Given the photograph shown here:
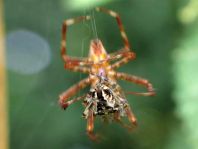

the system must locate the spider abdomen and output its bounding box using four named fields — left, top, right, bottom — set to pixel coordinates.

left=83, top=78, right=126, bottom=118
